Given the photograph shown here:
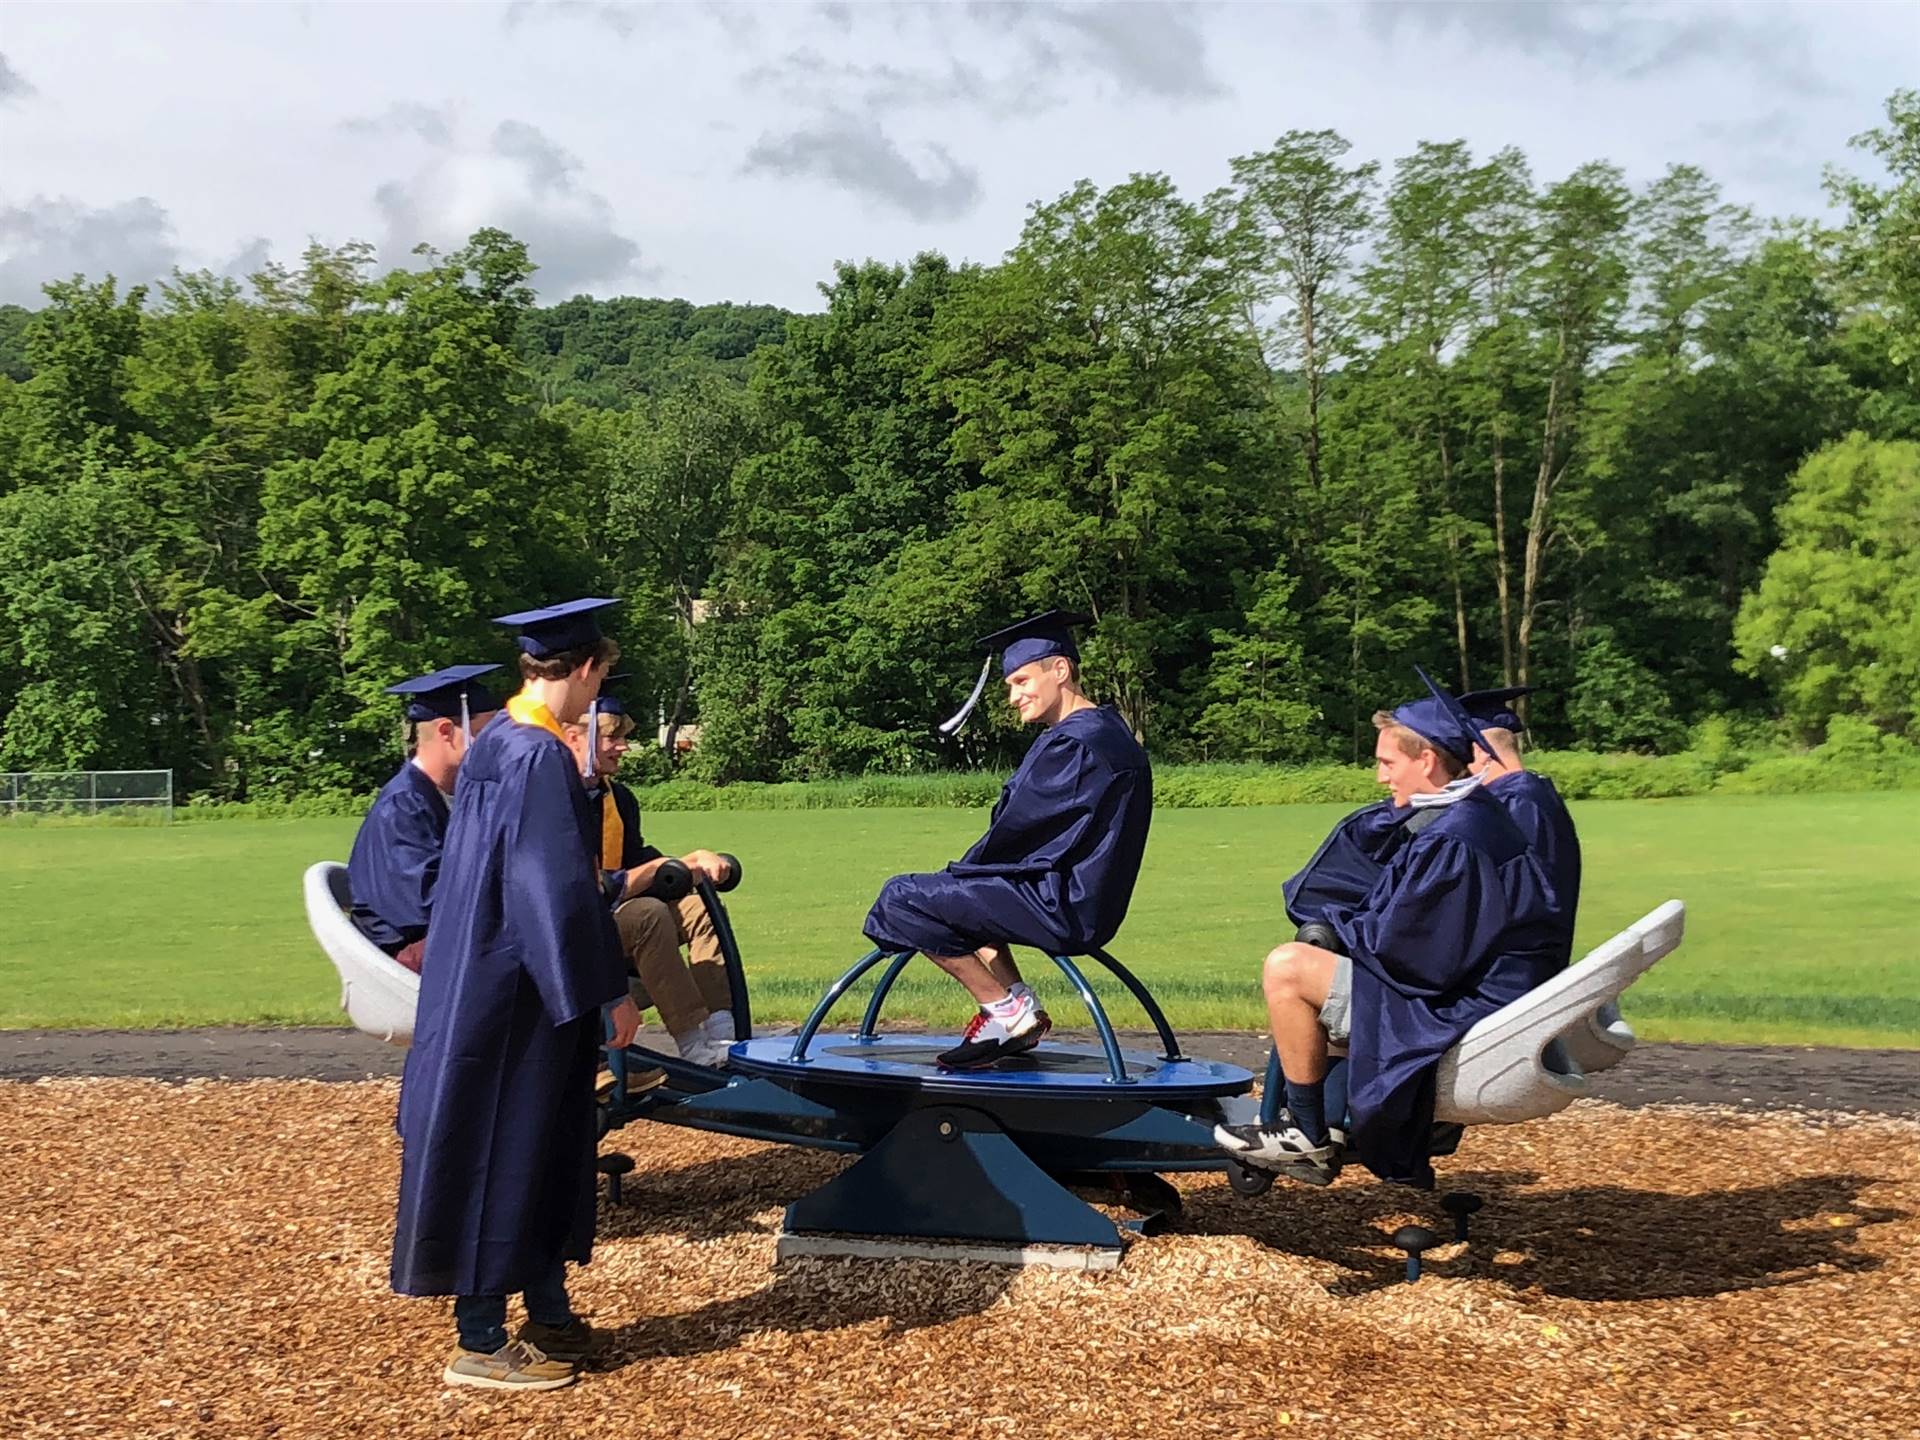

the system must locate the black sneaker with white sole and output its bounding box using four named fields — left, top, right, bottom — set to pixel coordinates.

left=936, top=997, right=1050, bottom=1069
left=1214, top=1112, right=1343, bottom=1186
